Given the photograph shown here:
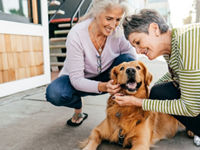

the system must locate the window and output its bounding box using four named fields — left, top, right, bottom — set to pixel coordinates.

left=0, top=0, right=41, bottom=24
left=148, top=0, right=168, bottom=3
